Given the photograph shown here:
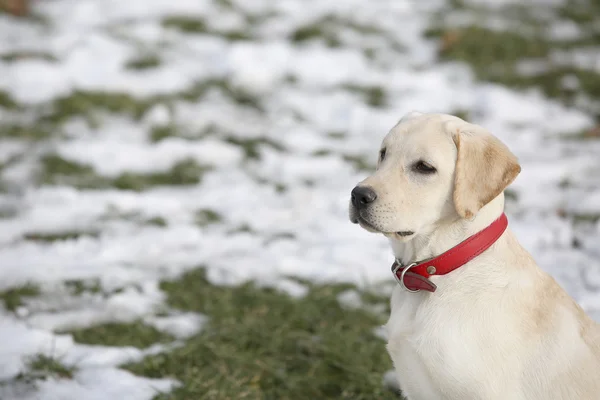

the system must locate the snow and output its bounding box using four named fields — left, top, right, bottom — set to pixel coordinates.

left=0, top=0, right=600, bottom=398
left=145, top=313, right=207, bottom=339
left=3, top=368, right=176, bottom=400
left=337, top=289, right=364, bottom=310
